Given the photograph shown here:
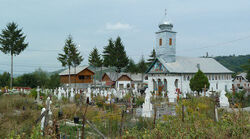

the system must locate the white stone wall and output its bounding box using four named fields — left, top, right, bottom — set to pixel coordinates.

left=116, top=81, right=131, bottom=90
left=148, top=73, right=233, bottom=94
